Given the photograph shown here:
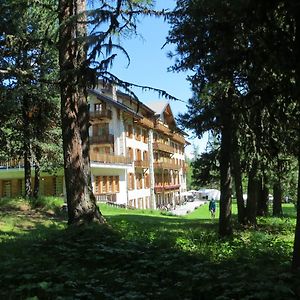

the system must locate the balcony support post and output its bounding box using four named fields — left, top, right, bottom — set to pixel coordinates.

left=148, top=129, right=156, bottom=209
